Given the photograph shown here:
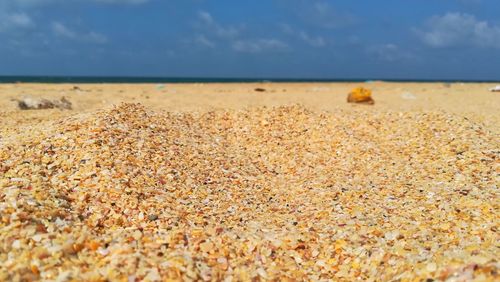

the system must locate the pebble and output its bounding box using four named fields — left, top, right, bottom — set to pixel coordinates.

left=12, top=240, right=21, bottom=249
left=426, top=262, right=437, bottom=272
